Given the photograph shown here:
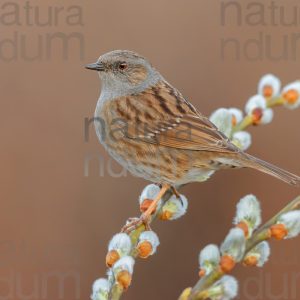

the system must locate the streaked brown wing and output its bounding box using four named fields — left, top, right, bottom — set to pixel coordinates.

left=113, top=80, right=239, bottom=153
left=126, top=114, right=238, bottom=153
